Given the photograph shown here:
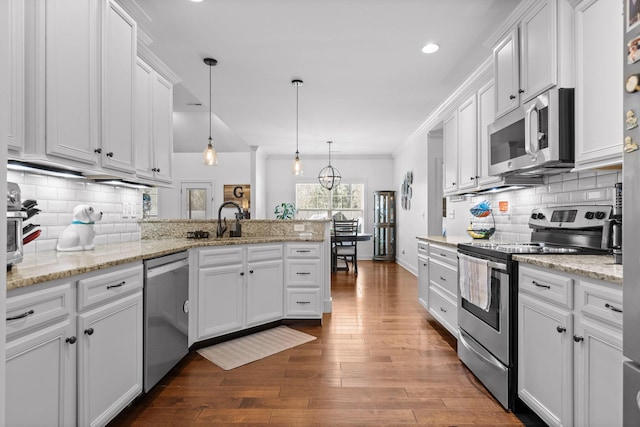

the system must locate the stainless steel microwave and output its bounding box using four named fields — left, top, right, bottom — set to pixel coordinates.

left=488, top=88, right=575, bottom=176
